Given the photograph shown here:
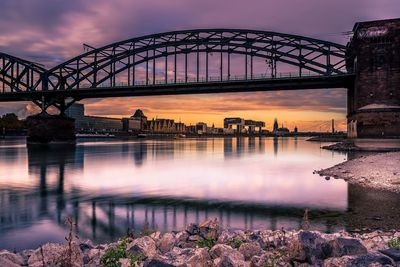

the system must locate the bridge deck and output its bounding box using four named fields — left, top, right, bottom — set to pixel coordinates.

left=0, top=73, right=354, bottom=102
